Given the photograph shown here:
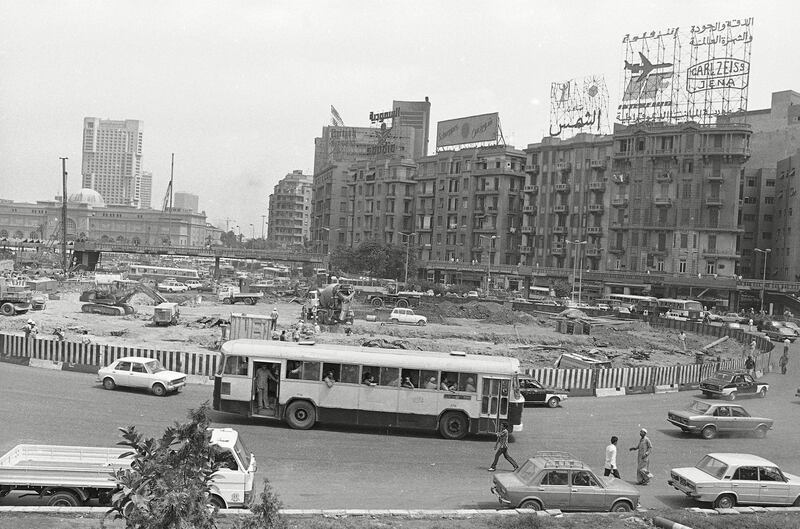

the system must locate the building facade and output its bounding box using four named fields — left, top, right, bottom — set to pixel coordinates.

left=173, top=192, right=199, bottom=213
left=773, top=151, right=800, bottom=281
left=139, top=171, right=153, bottom=209
left=267, top=170, right=313, bottom=247
left=81, top=118, right=144, bottom=207
left=0, top=189, right=209, bottom=247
